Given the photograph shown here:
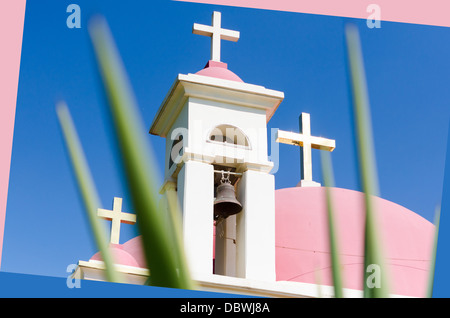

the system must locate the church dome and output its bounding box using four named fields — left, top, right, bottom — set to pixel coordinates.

left=195, top=60, right=243, bottom=82
left=275, top=187, right=435, bottom=297
left=89, top=186, right=434, bottom=297
left=89, top=236, right=147, bottom=268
